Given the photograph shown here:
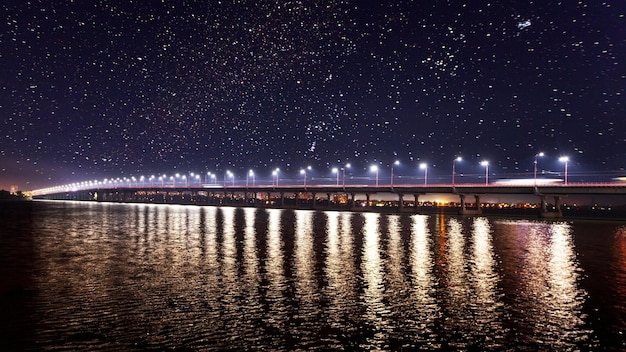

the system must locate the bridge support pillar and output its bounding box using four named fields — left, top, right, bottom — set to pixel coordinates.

left=312, top=192, right=317, bottom=209
left=350, top=193, right=356, bottom=210
left=539, top=195, right=563, bottom=218
left=366, top=193, right=371, bottom=208
left=327, top=193, right=332, bottom=208
left=459, top=194, right=482, bottom=215
left=459, top=194, right=466, bottom=212
left=280, top=192, right=285, bottom=207
left=414, top=194, right=420, bottom=213
left=398, top=193, right=404, bottom=212
left=475, top=195, right=483, bottom=214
